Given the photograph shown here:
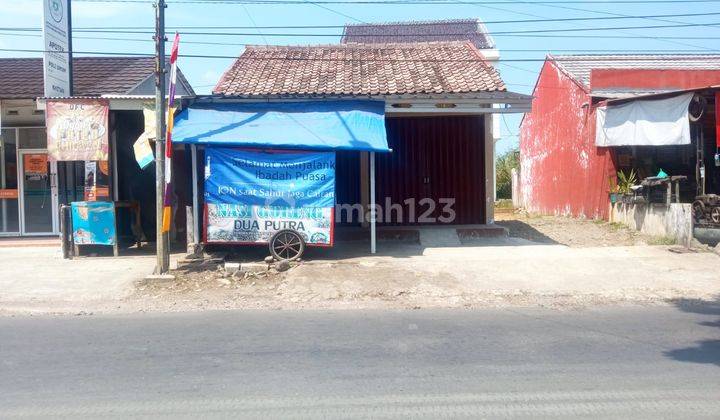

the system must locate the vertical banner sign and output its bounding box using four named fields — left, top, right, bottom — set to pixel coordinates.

left=46, top=99, right=109, bottom=161
left=42, top=0, right=71, bottom=97
left=204, top=148, right=335, bottom=245
left=162, top=33, right=180, bottom=234
left=84, top=161, right=97, bottom=201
